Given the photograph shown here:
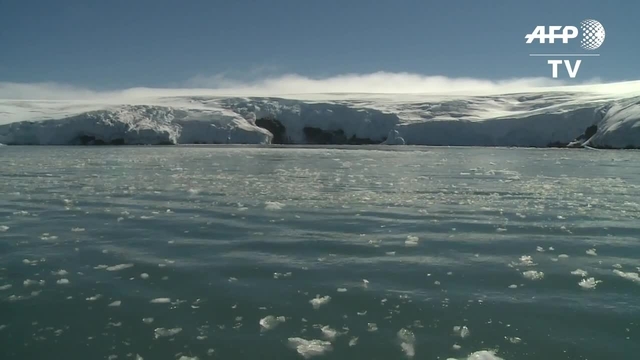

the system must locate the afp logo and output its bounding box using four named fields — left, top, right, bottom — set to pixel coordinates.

left=525, top=20, right=605, bottom=78
left=525, top=19, right=606, bottom=50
